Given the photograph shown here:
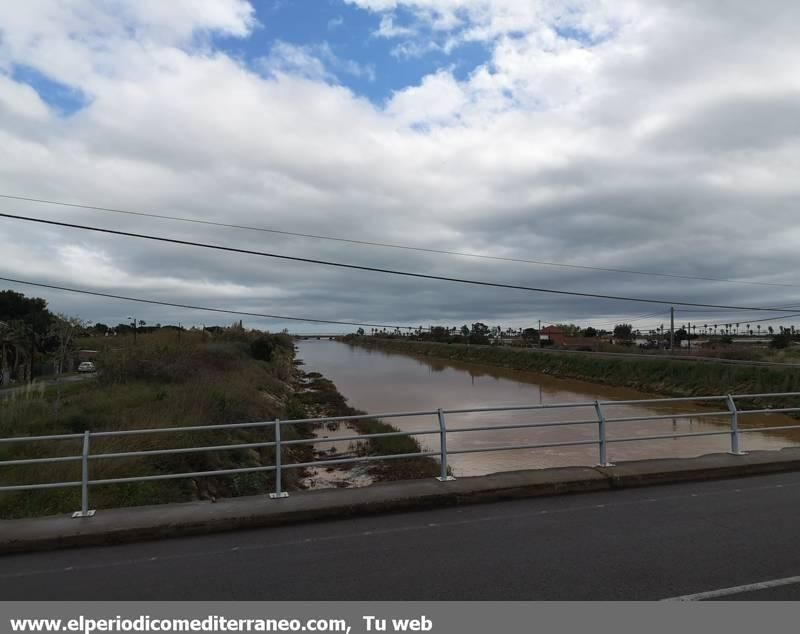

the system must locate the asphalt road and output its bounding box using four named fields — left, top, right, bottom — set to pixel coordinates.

left=3, top=472, right=800, bottom=600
